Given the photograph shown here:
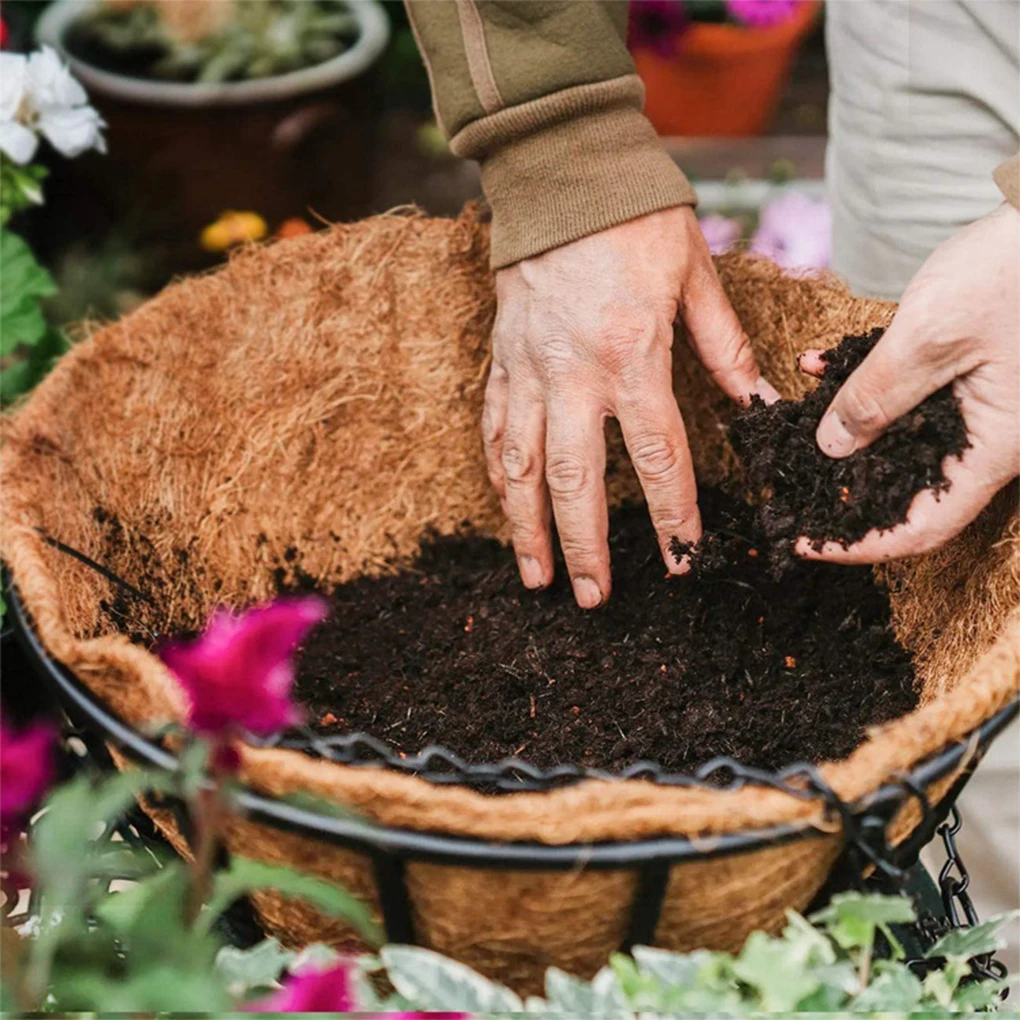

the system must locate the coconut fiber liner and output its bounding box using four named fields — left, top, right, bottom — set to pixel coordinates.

left=3, top=207, right=1018, bottom=993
